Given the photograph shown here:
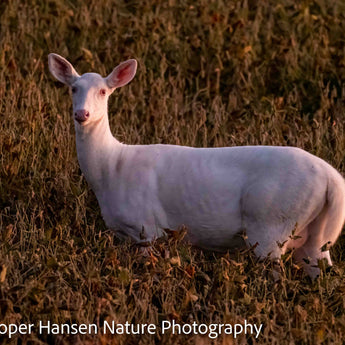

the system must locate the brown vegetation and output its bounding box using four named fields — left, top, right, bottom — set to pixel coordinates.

left=1, top=0, right=345, bottom=344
